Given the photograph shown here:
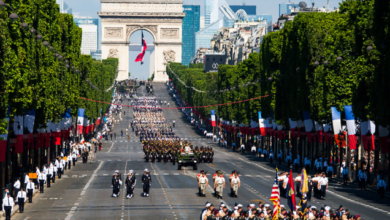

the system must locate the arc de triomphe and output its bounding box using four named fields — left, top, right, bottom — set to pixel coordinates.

left=98, top=0, right=185, bottom=81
